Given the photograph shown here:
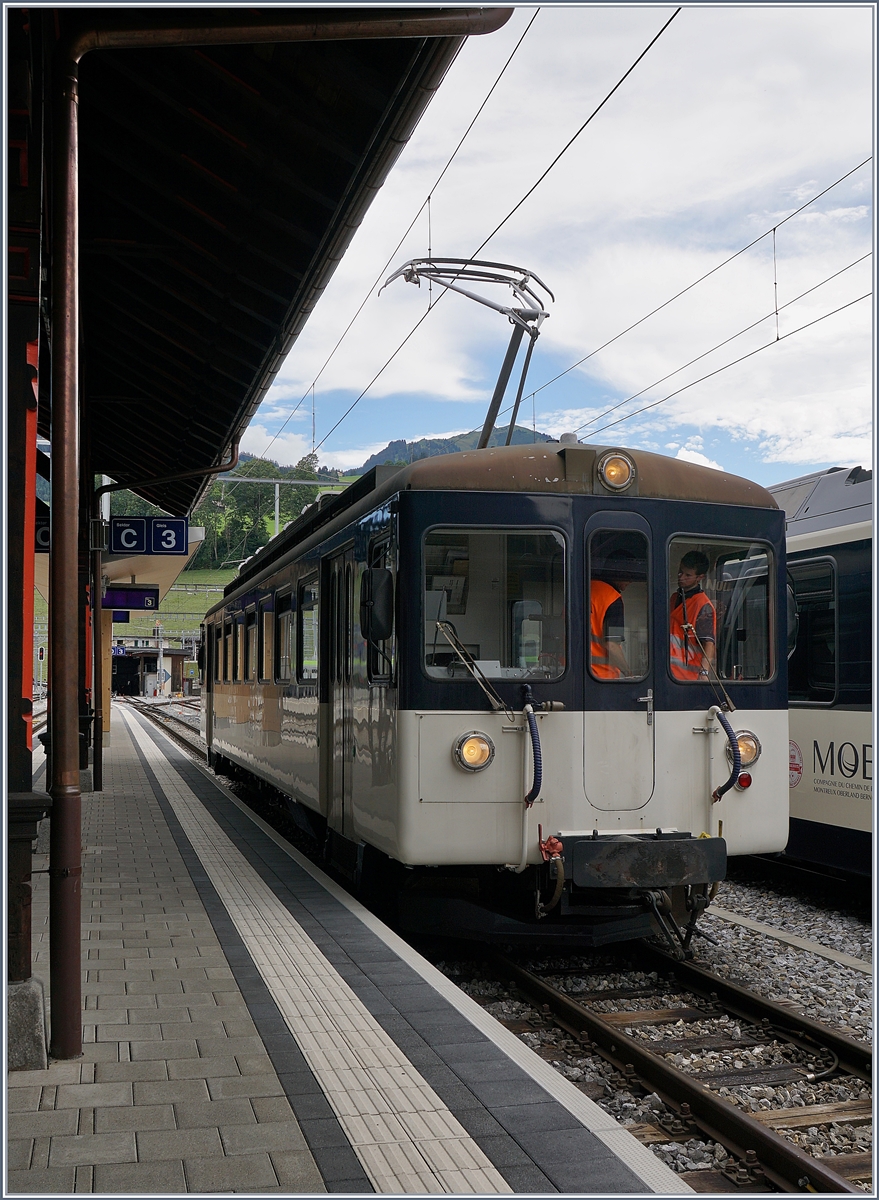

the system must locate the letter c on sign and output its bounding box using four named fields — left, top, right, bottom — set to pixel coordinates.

left=121, top=527, right=138, bottom=549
